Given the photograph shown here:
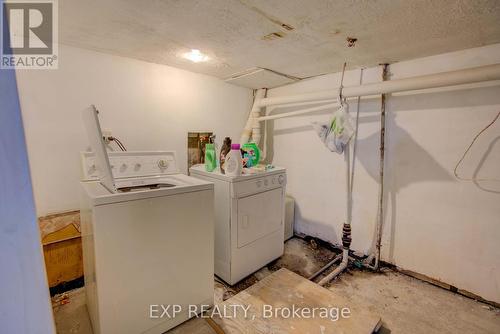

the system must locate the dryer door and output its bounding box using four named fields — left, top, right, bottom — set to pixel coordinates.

left=237, top=188, right=283, bottom=248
